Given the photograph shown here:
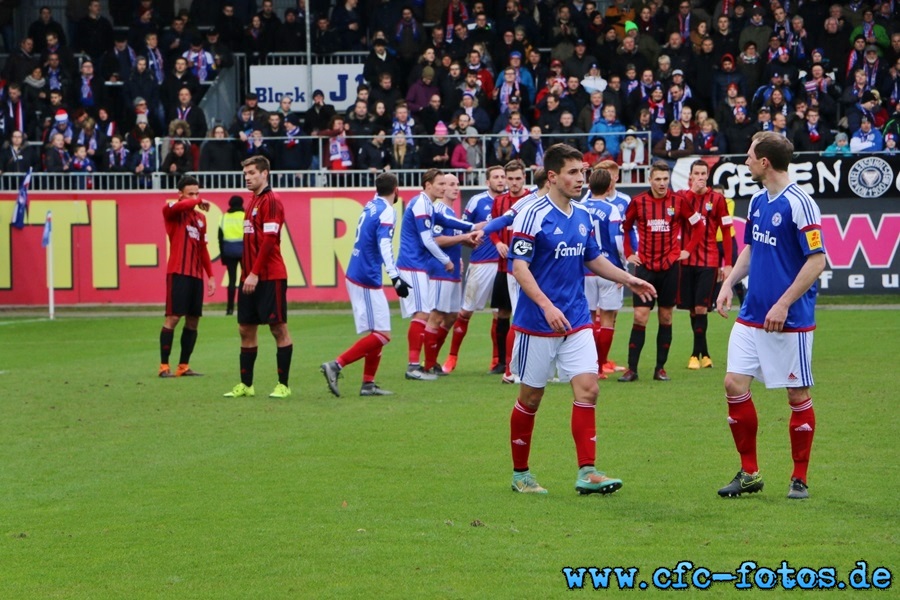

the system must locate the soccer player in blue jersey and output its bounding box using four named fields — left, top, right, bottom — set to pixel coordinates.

left=580, top=168, right=626, bottom=380
left=422, top=174, right=483, bottom=374
left=507, top=143, right=656, bottom=495
left=716, top=132, right=827, bottom=500
left=443, top=166, right=507, bottom=373
left=594, top=160, right=636, bottom=375
left=396, top=169, right=452, bottom=381
left=320, top=173, right=410, bottom=397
